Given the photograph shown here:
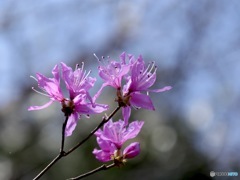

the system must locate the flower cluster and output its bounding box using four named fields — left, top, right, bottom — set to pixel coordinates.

left=95, top=52, right=171, bottom=124
left=28, top=62, right=108, bottom=136
left=92, top=52, right=171, bottom=163
left=29, top=52, right=171, bottom=176
left=93, top=119, right=144, bottom=164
